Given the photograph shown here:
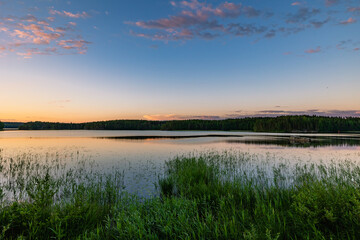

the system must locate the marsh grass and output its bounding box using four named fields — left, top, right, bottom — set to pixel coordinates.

left=1, top=150, right=360, bottom=239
